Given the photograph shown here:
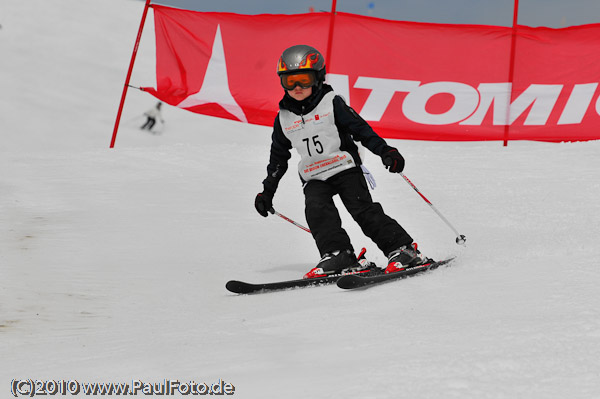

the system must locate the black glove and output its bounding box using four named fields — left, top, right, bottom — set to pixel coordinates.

left=254, top=191, right=274, bottom=217
left=381, top=148, right=405, bottom=173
